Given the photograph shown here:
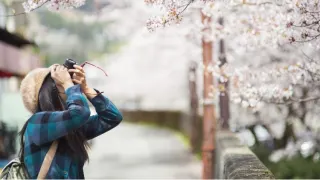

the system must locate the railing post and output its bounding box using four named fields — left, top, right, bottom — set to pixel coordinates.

left=201, top=11, right=217, bottom=179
